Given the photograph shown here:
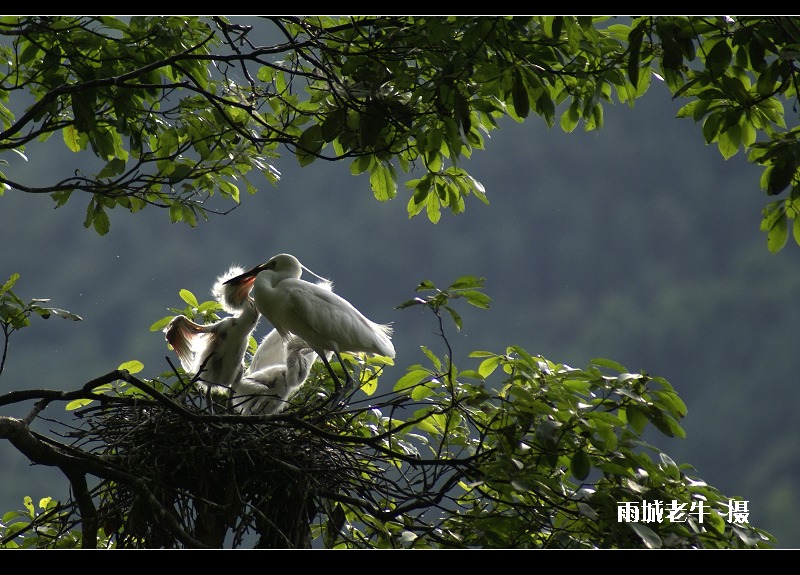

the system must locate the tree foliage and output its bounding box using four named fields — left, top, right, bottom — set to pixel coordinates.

left=0, top=277, right=774, bottom=548
left=1, top=17, right=798, bottom=246
left=0, top=16, right=793, bottom=548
